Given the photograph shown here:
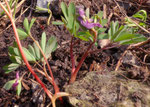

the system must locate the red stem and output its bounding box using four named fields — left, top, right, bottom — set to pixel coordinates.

left=30, top=36, right=59, bottom=93
left=70, top=36, right=75, bottom=73
left=69, top=30, right=97, bottom=83
left=69, top=42, right=94, bottom=83
left=0, top=1, right=52, bottom=99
